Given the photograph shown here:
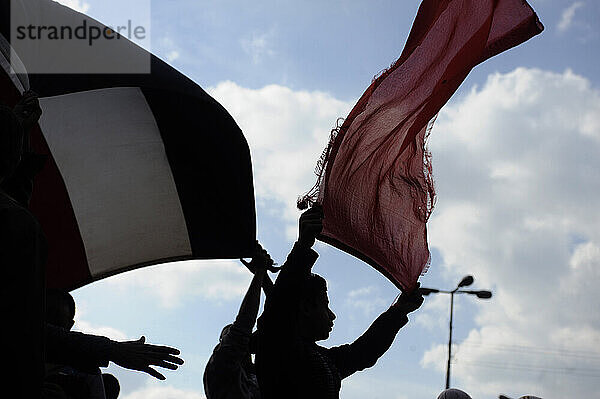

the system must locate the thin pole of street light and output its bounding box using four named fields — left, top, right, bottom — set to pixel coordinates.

left=420, top=275, right=492, bottom=390
left=446, top=291, right=454, bottom=389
